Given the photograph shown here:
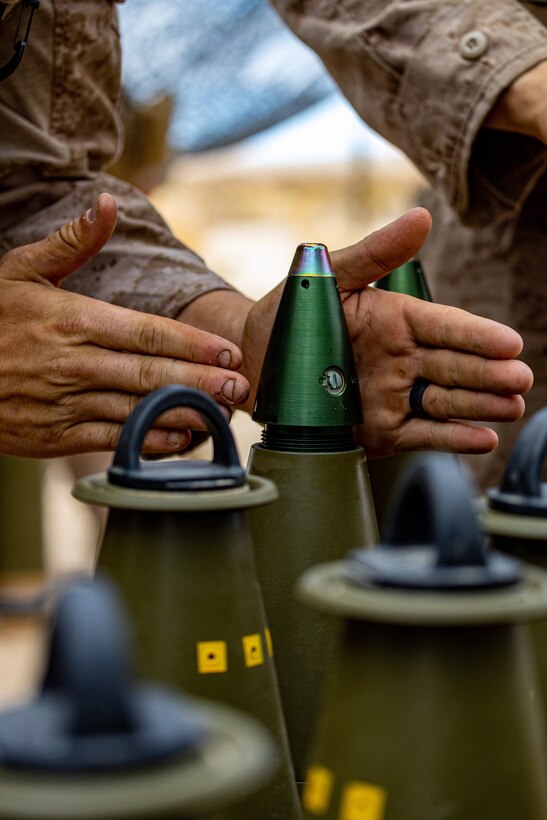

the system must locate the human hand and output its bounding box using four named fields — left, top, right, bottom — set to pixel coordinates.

left=0, top=193, right=250, bottom=457
left=484, top=59, right=547, bottom=144
left=242, top=208, right=533, bottom=456
left=331, top=208, right=533, bottom=456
